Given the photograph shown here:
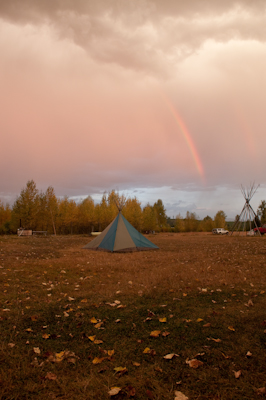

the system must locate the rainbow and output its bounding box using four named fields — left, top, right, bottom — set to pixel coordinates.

left=163, top=97, right=205, bottom=184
